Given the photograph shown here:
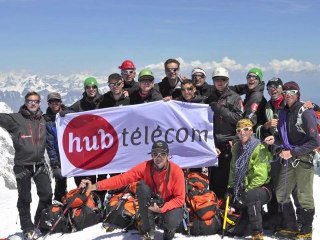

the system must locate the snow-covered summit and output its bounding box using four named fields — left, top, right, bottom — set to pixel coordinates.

left=0, top=71, right=109, bottom=112
left=0, top=102, right=16, bottom=189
